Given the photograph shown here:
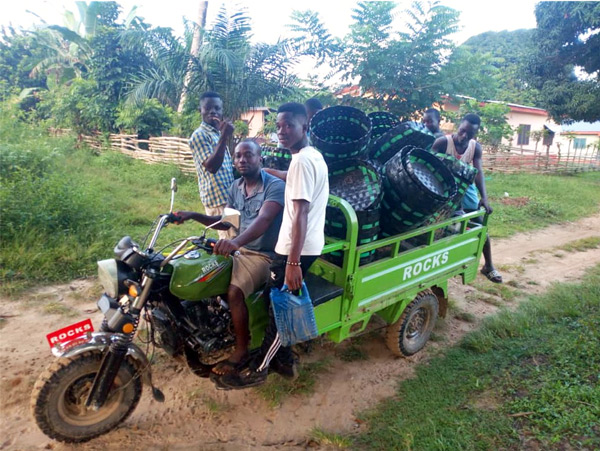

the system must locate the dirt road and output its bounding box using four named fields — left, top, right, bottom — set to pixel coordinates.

left=1, top=213, right=599, bottom=450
